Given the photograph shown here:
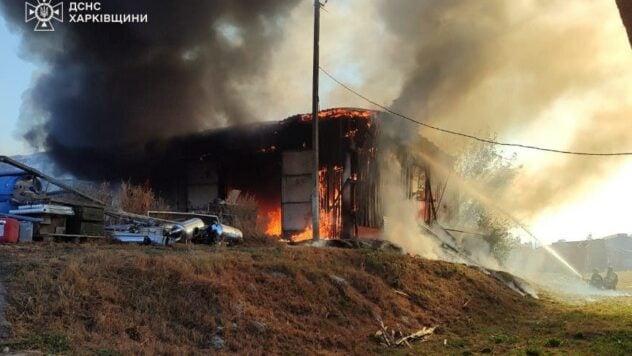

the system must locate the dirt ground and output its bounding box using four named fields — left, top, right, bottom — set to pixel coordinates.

left=0, top=242, right=628, bottom=355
